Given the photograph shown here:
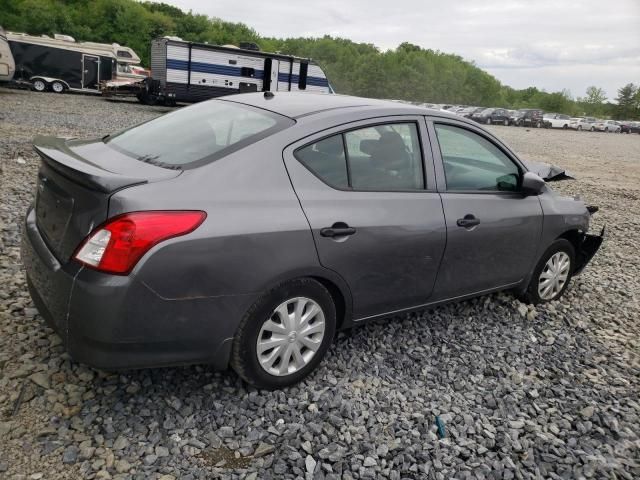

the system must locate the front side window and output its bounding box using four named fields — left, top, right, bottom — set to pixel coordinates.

left=434, top=124, right=520, bottom=192
left=107, top=100, right=293, bottom=168
left=294, top=122, right=424, bottom=191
